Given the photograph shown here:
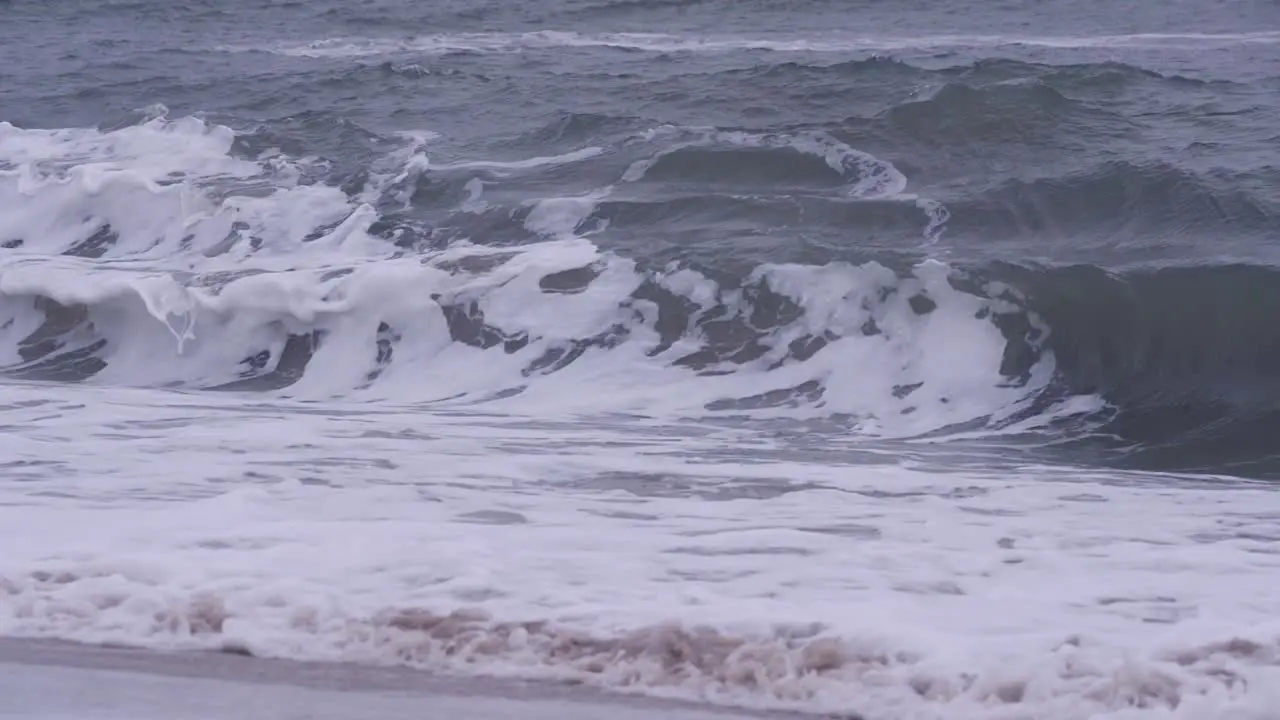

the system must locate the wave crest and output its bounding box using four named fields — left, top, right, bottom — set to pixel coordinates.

left=9, top=112, right=1280, bottom=473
